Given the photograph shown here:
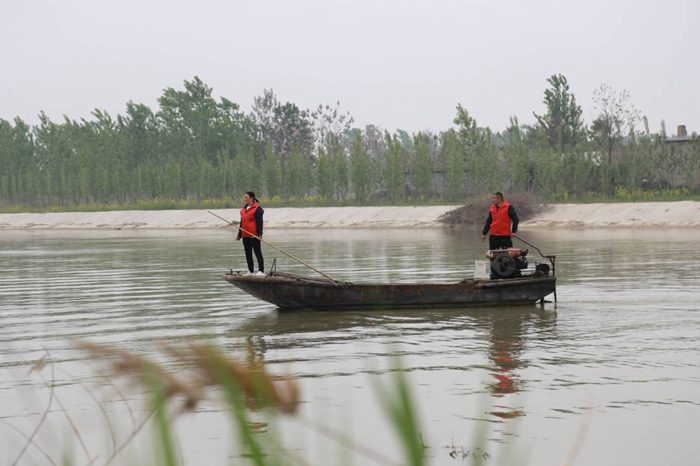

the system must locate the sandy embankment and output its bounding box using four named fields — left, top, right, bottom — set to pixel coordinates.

left=527, top=201, right=700, bottom=228
left=0, top=201, right=699, bottom=230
